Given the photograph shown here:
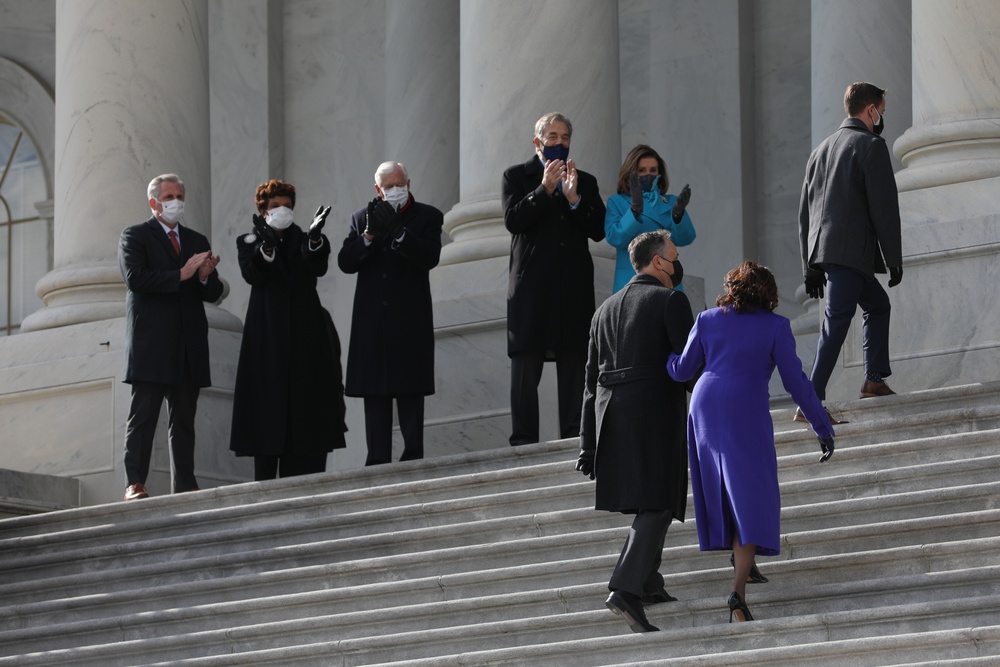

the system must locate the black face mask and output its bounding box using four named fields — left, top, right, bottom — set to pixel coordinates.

left=872, top=110, right=885, bottom=136
left=670, top=259, right=684, bottom=287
